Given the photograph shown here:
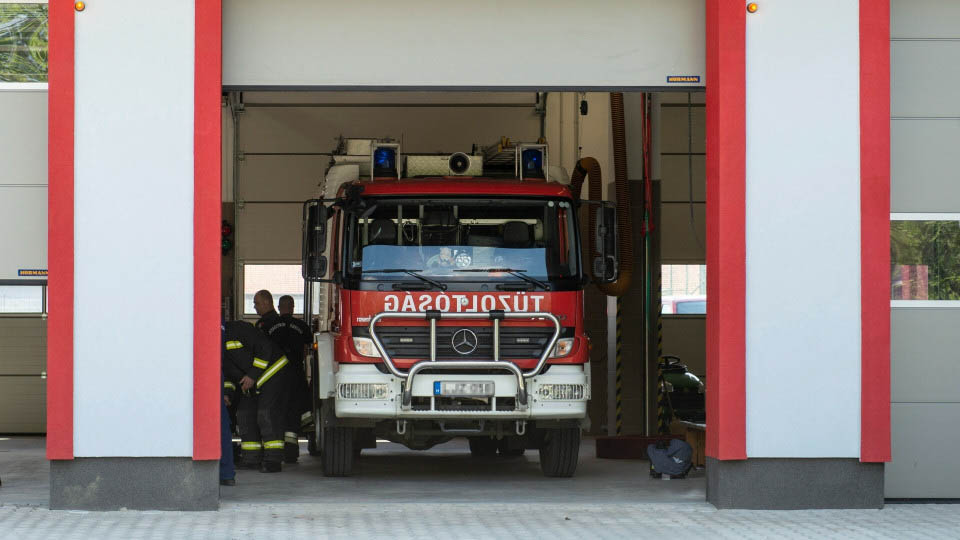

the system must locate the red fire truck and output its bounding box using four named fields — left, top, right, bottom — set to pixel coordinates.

left=302, top=140, right=618, bottom=477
